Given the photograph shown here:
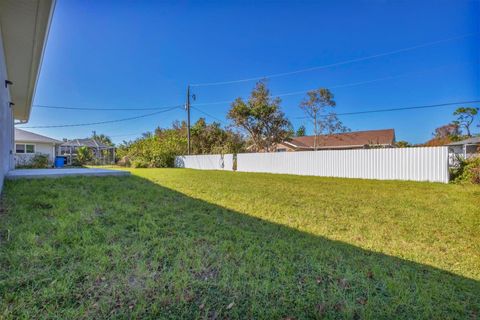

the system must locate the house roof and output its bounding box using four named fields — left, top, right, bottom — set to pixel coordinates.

left=285, top=129, right=396, bottom=149
left=60, top=138, right=113, bottom=149
left=15, top=128, right=61, bottom=144
left=0, top=0, right=56, bottom=121
left=447, top=136, right=480, bottom=146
